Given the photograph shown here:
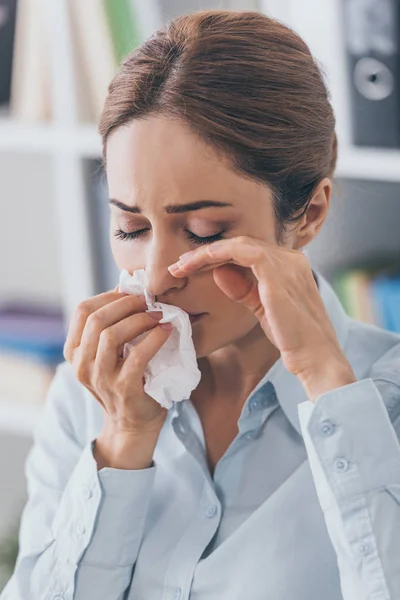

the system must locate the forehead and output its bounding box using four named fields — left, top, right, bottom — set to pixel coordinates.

left=106, top=115, right=272, bottom=213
